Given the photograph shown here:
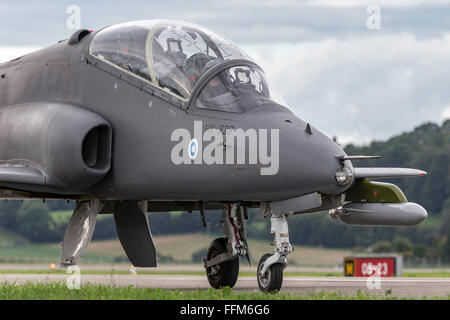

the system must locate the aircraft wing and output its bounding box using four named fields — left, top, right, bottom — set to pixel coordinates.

left=354, top=167, right=427, bottom=180
left=0, top=163, right=66, bottom=199
left=0, top=164, right=48, bottom=186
